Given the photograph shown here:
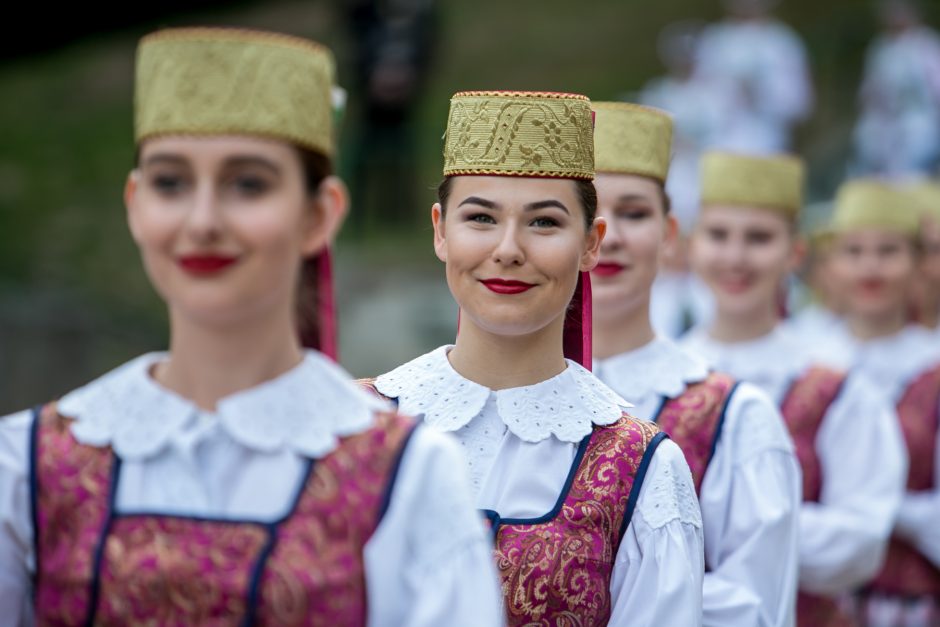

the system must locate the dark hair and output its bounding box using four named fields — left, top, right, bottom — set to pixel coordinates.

left=294, top=147, right=333, bottom=352
left=436, top=176, right=598, bottom=229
